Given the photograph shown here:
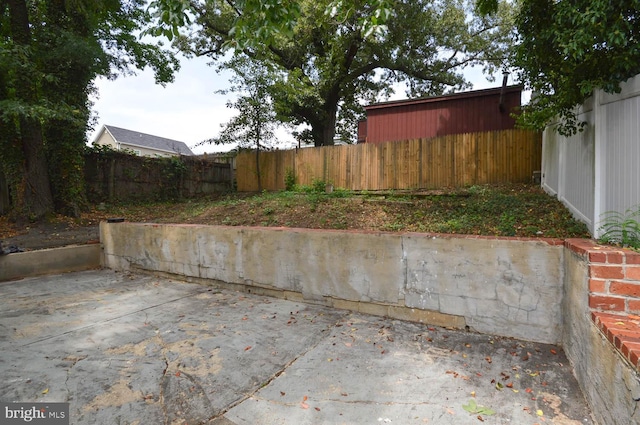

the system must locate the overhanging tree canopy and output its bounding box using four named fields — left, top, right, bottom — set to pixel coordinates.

left=0, top=0, right=178, bottom=219
left=480, top=0, right=640, bottom=135
left=153, top=0, right=515, bottom=146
